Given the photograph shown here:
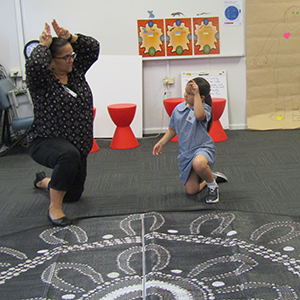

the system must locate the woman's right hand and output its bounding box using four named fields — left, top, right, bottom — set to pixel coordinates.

left=51, top=19, right=70, bottom=40
left=39, top=22, right=52, bottom=47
